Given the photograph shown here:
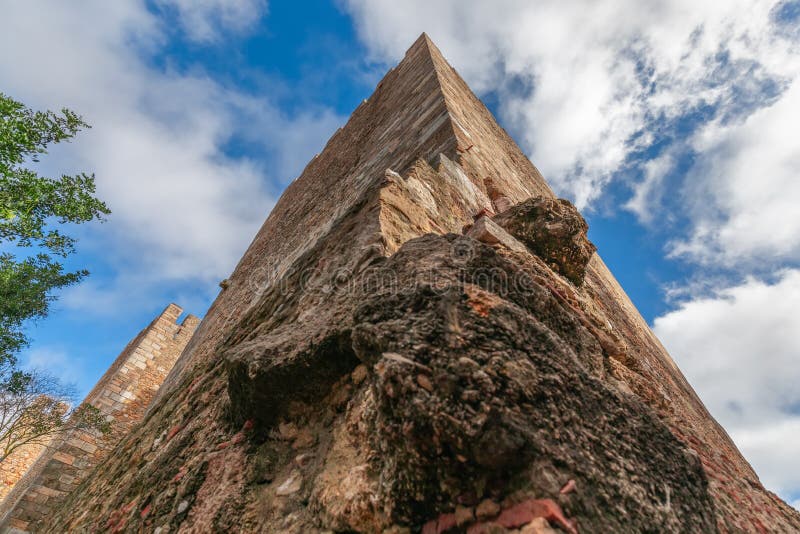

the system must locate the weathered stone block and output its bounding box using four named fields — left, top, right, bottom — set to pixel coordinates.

left=466, top=215, right=528, bottom=254
left=493, top=197, right=597, bottom=286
